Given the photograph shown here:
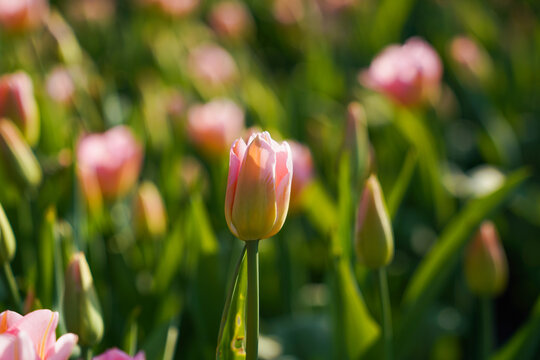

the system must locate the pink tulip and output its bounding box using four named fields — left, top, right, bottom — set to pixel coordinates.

left=0, top=309, right=78, bottom=360
left=288, top=141, right=314, bottom=210
left=77, top=126, right=143, bottom=202
left=209, top=1, right=252, bottom=39
left=225, top=131, right=293, bottom=241
left=0, top=0, right=48, bottom=31
left=188, top=44, right=238, bottom=86
left=187, top=99, right=244, bottom=157
left=449, top=36, right=492, bottom=85
left=94, top=348, right=145, bottom=360
left=46, top=67, right=75, bottom=105
left=360, top=37, right=442, bottom=106
left=158, top=0, right=199, bottom=17
left=0, top=71, right=40, bottom=146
